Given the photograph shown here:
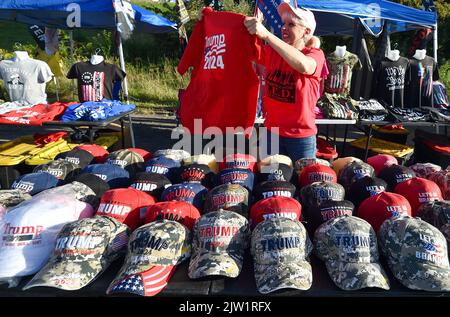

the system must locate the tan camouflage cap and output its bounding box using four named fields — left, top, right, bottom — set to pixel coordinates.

left=314, top=215, right=390, bottom=291
left=23, top=215, right=130, bottom=291
left=203, top=184, right=249, bottom=216
left=107, top=220, right=191, bottom=296
left=188, top=210, right=249, bottom=279
left=379, top=216, right=450, bottom=292
left=251, top=217, right=313, bottom=294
